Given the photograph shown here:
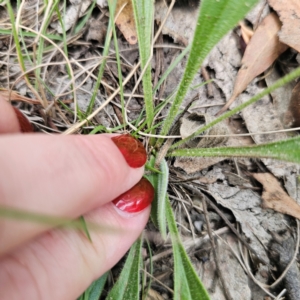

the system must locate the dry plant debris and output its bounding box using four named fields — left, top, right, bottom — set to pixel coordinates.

left=270, top=232, right=300, bottom=300
left=115, top=0, right=137, bottom=45
left=283, top=81, right=300, bottom=128
left=268, top=0, right=300, bottom=53
left=217, top=12, right=288, bottom=115
left=52, top=0, right=93, bottom=33
left=253, top=172, right=300, bottom=219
